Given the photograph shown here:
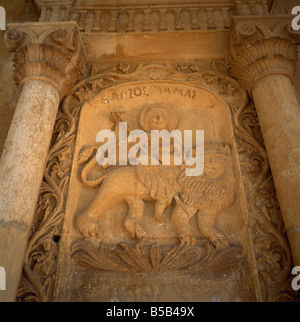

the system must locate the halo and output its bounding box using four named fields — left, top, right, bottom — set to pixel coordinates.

left=139, top=105, right=179, bottom=132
